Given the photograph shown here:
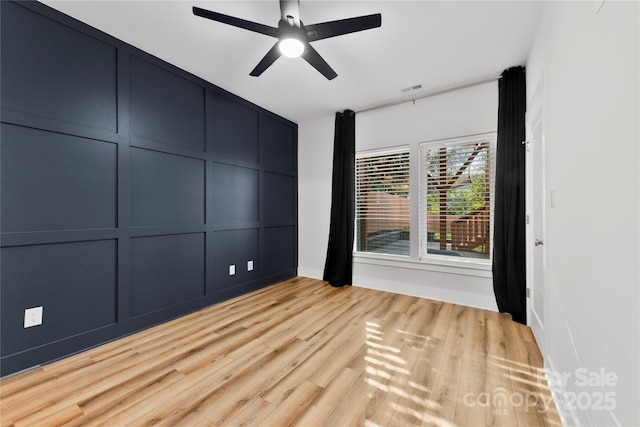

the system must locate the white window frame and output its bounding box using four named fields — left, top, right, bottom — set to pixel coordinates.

left=354, top=145, right=411, bottom=258
left=353, top=133, right=496, bottom=278
left=418, top=133, right=497, bottom=267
